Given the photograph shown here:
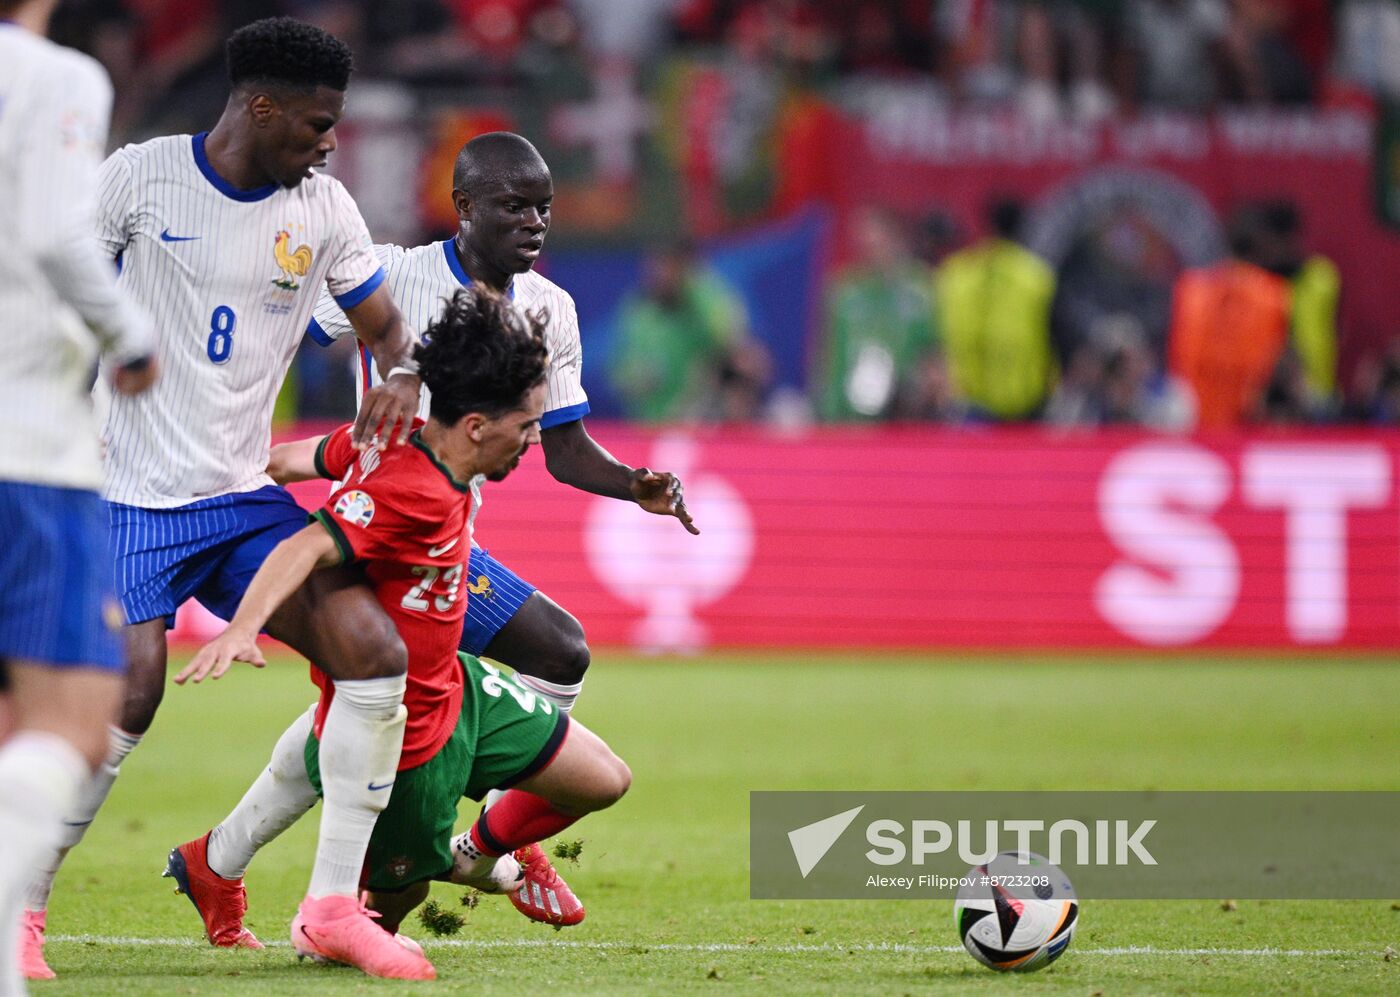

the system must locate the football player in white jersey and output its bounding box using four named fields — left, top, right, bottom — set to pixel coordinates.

left=313, top=133, right=697, bottom=703
left=169, top=132, right=699, bottom=939
left=0, top=1, right=157, bottom=991
left=22, top=18, right=435, bottom=983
